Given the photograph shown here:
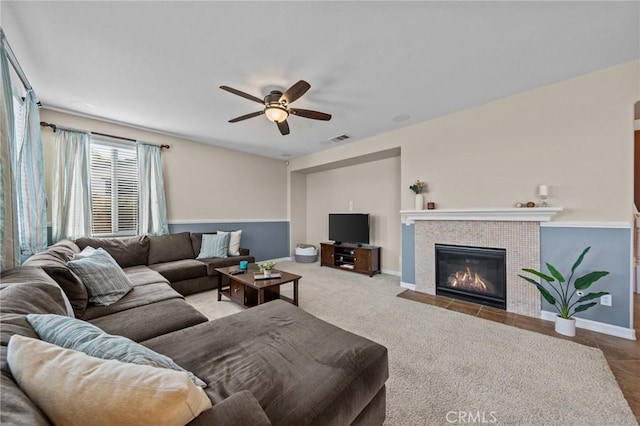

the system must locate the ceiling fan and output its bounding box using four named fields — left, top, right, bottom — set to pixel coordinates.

left=220, top=80, right=331, bottom=135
